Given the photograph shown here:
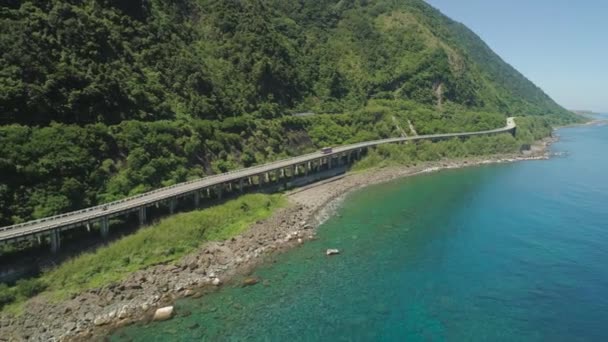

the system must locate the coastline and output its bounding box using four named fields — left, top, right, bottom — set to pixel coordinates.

left=0, top=137, right=556, bottom=341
